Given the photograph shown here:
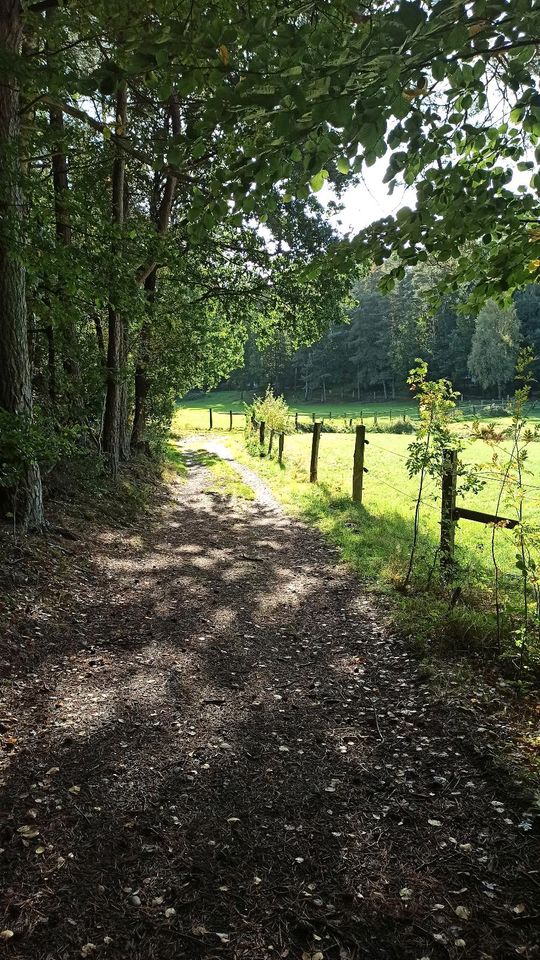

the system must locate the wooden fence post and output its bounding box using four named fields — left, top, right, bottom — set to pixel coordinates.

left=259, top=420, right=266, bottom=451
left=268, top=429, right=274, bottom=454
left=352, top=425, right=367, bottom=504
left=209, top=407, right=213, bottom=430
left=295, top=411, right=299, bottom=431
left=440, top=448, right=458, bottom=570
left=278, top=432, right=284, bottom=464
left=229, top=410, right=233, bottom=431
left=310, top=422, right=322, bottom=483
